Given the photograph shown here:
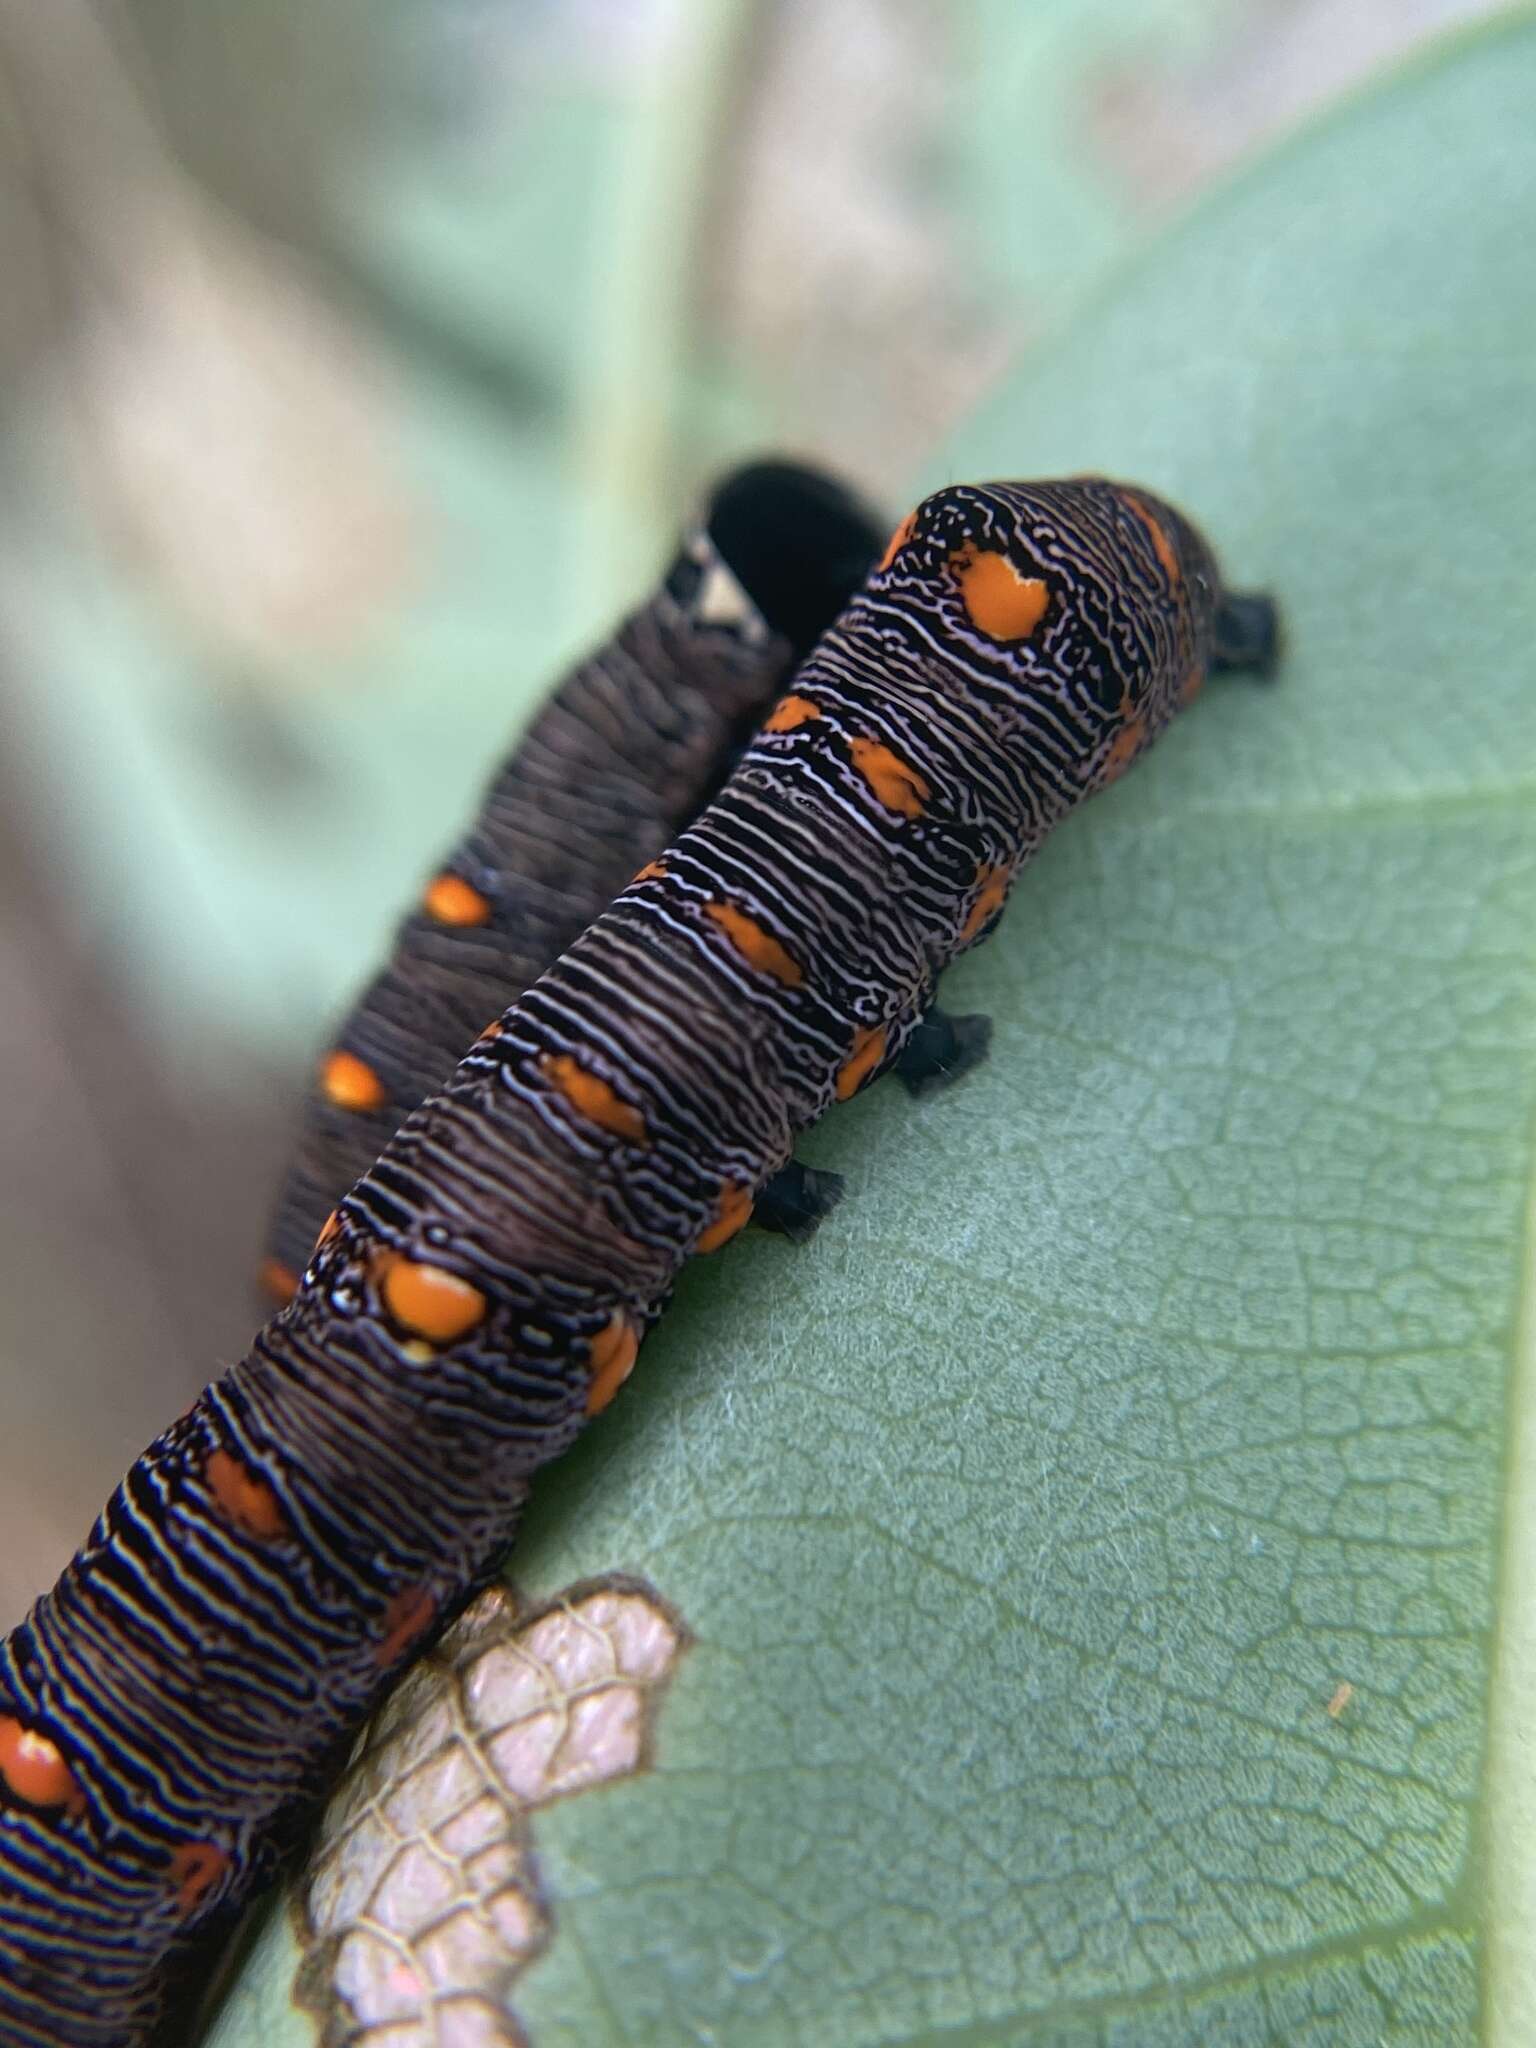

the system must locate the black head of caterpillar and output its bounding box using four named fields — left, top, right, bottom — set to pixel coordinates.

left=873, top=477, right=1275, bottom=805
